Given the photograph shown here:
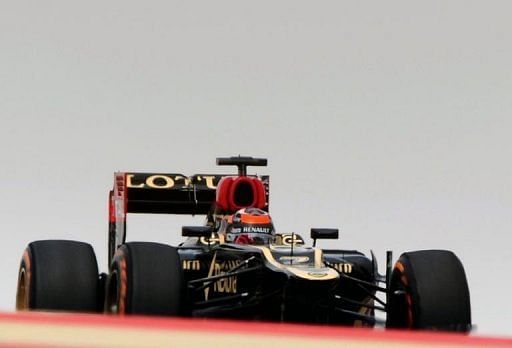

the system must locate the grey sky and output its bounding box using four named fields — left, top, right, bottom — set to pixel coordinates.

left=1, top=1, right=511, bottom=336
